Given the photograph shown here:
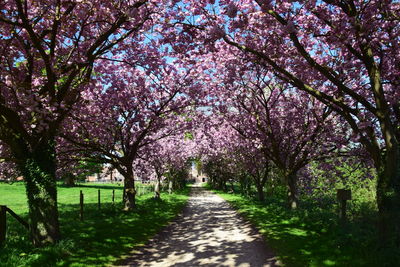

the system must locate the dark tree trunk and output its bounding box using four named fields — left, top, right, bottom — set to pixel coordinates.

left=376, top=144, right=400, bottom=246
left=123, top=166, right=136, bottom=211
left=252, top=175, right=265, bottom=201
left=286, top=172, right=298, bottom=209
left=253, top=167, right=268, bottom=202
left=223, top=179, right=228, bottom=192
left=19, top=140, right=61, bottom=246
left=267, top=179, right=275, bottom=197
left=209, top=177, right=214, bottom=188
left=63, top=172, right=75, bottom=186
left=240, top=176, right=252, bottom=197
left=246, top=181, right=251, bottom=197
left=256, top=183, right=265, bottom=201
